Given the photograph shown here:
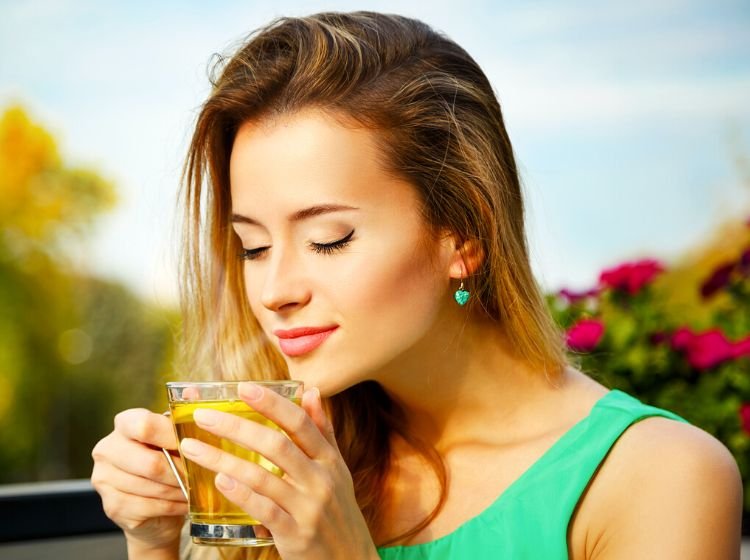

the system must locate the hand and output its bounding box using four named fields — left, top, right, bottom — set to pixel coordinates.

left=179, top=383, right=379, bottom=560
left=91, top=409, right=188, bottom=556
